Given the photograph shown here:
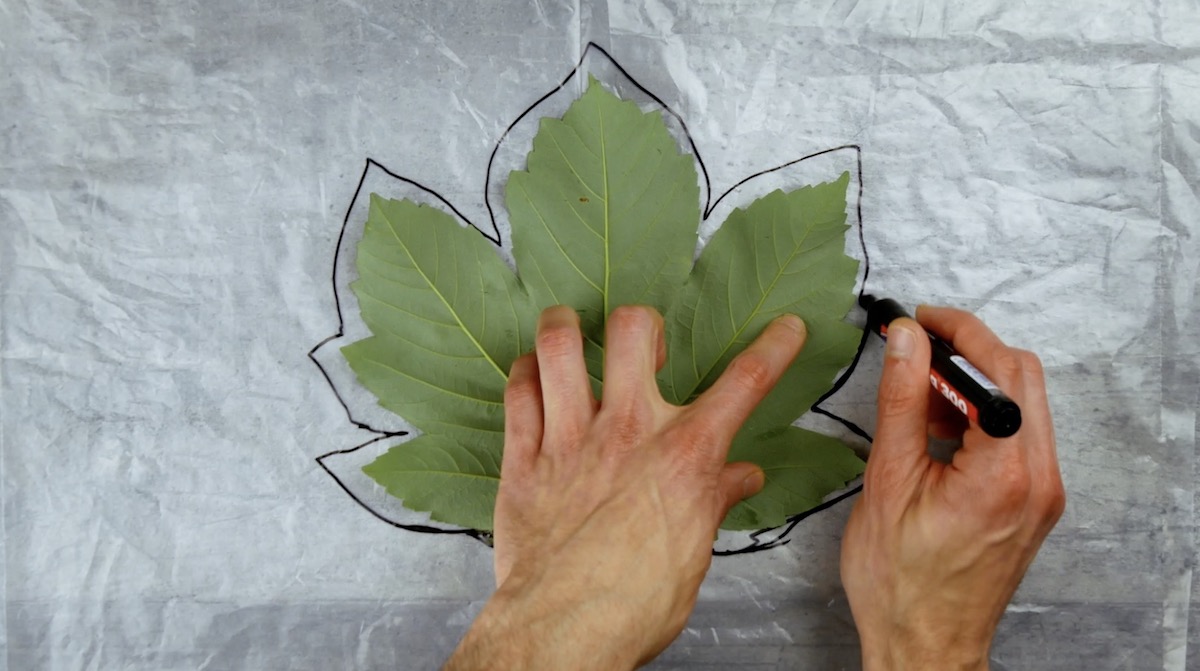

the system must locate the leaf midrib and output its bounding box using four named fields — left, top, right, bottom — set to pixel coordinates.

left=375, top=202, right=509, bottom=382
left=598, top=93, right=611, bottom=320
